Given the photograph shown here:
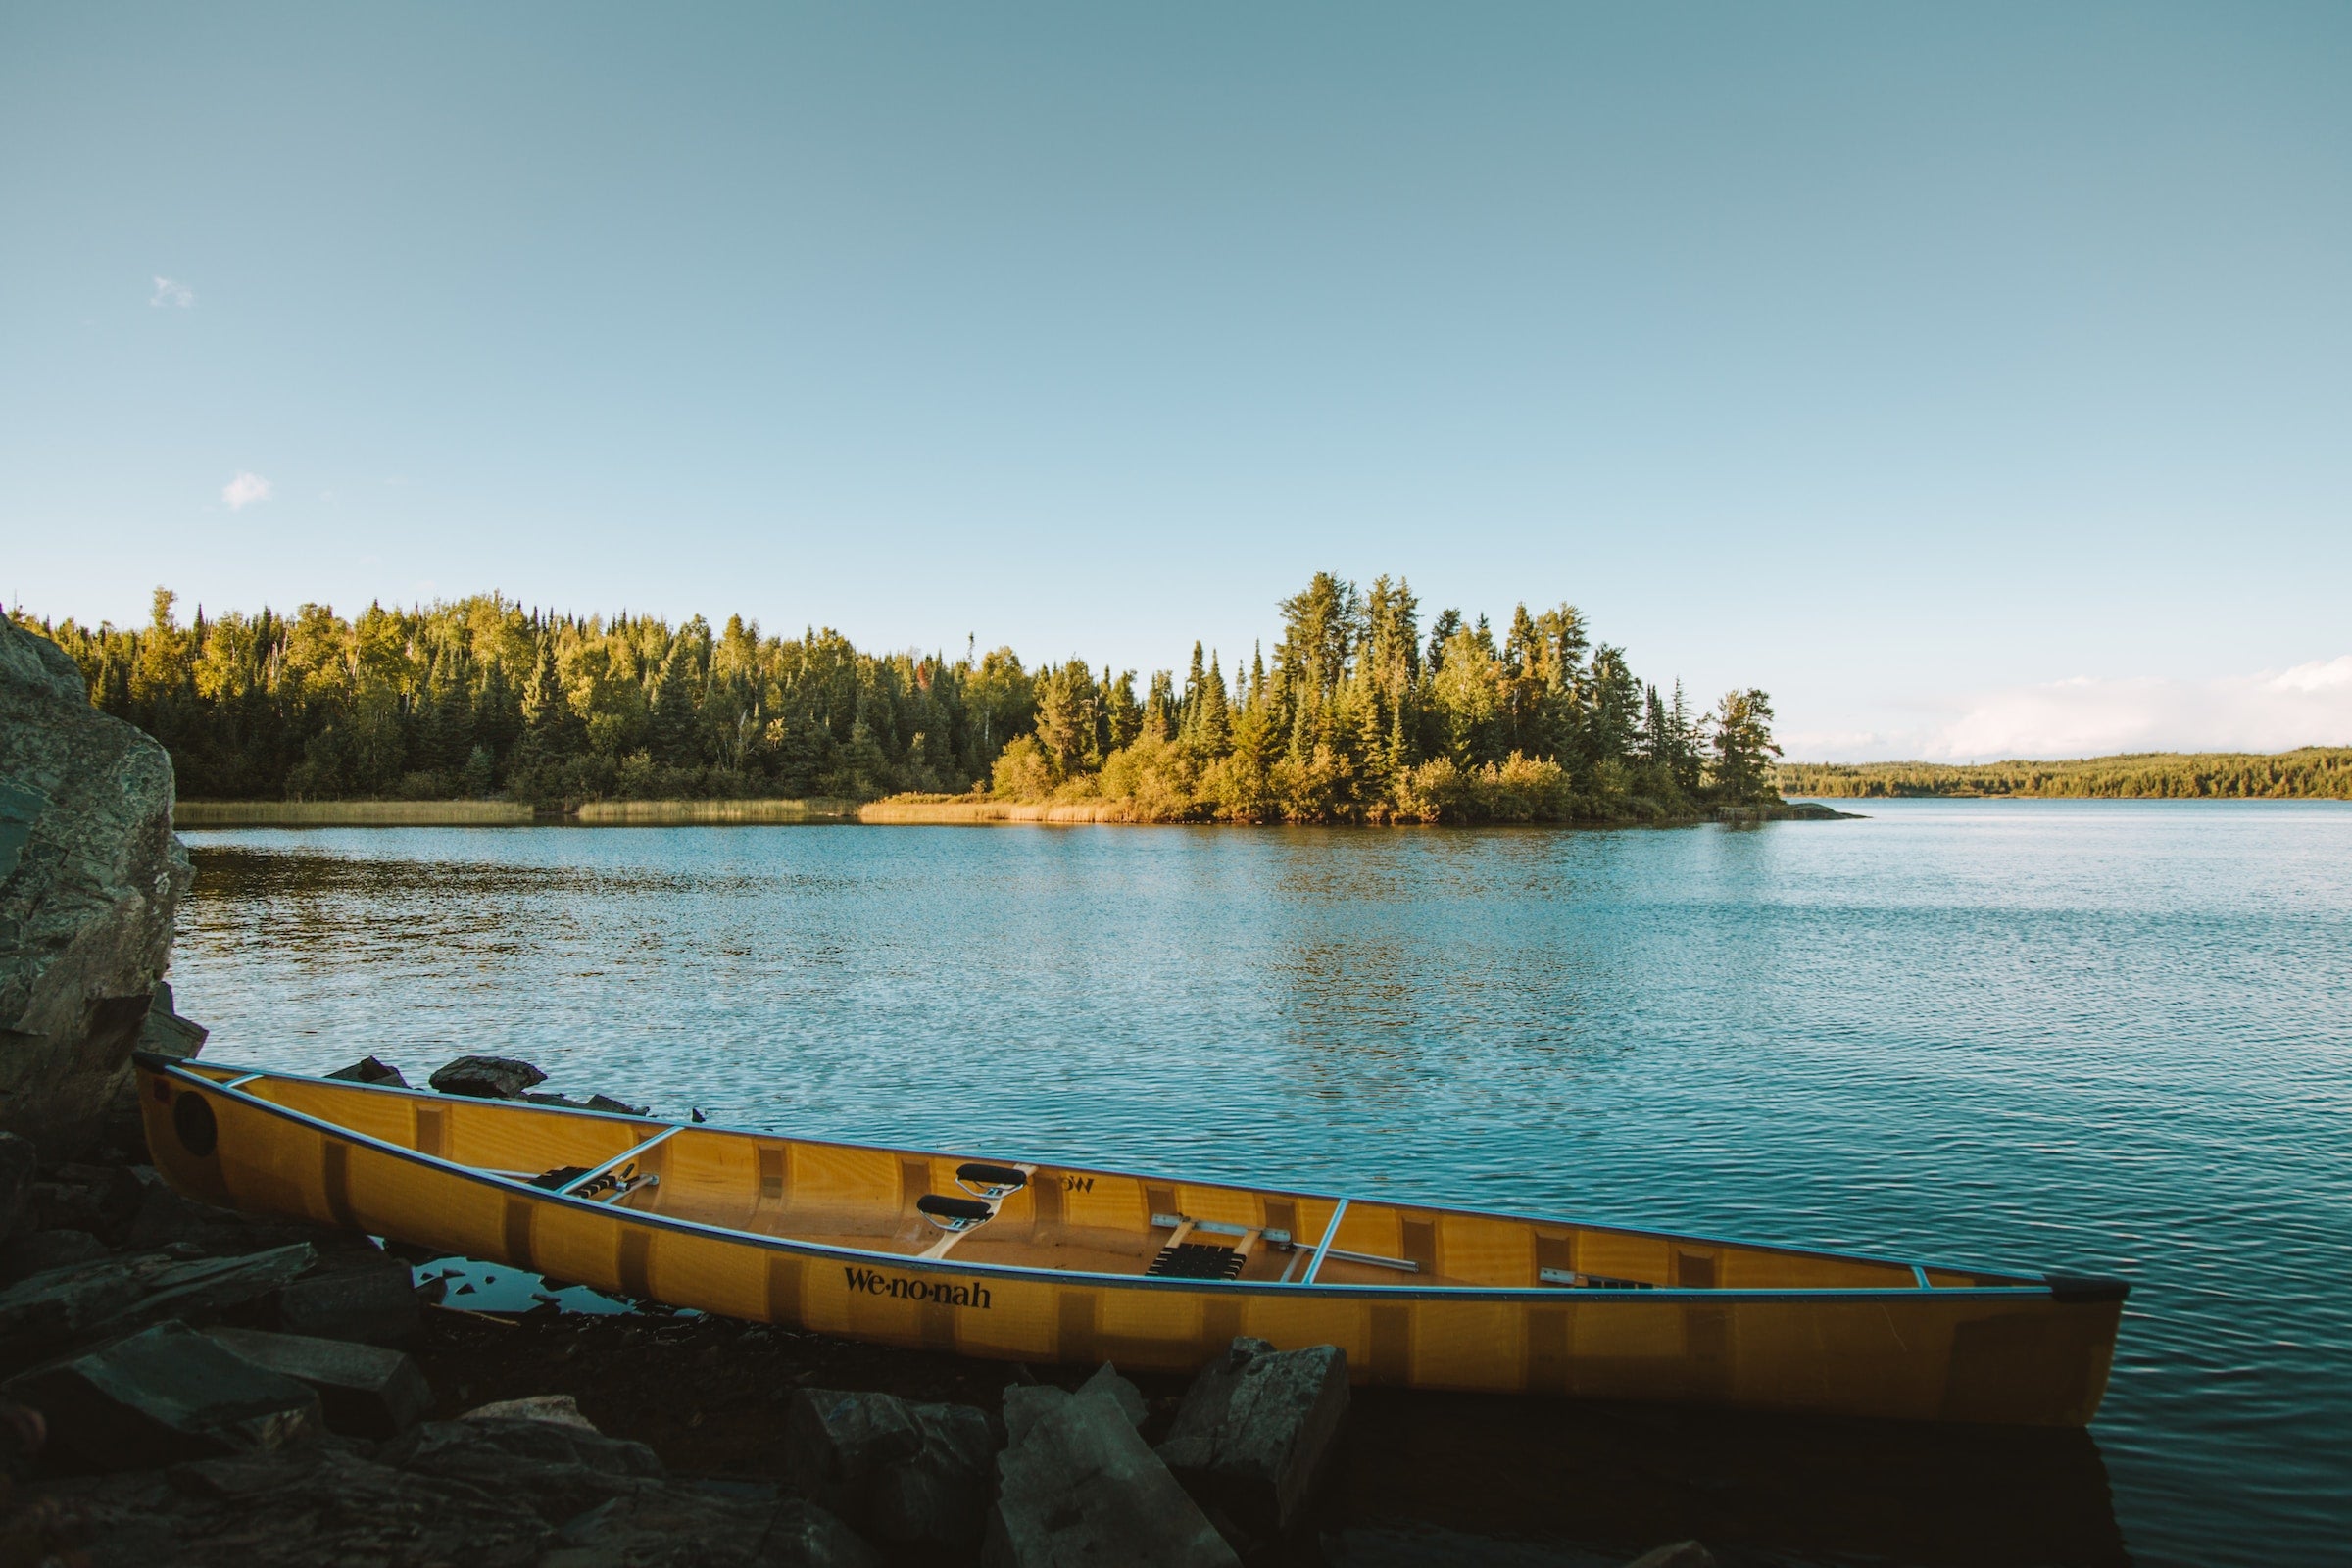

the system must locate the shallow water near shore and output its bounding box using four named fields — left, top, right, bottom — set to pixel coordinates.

left=172, top=802, right=2352, bottom=1566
